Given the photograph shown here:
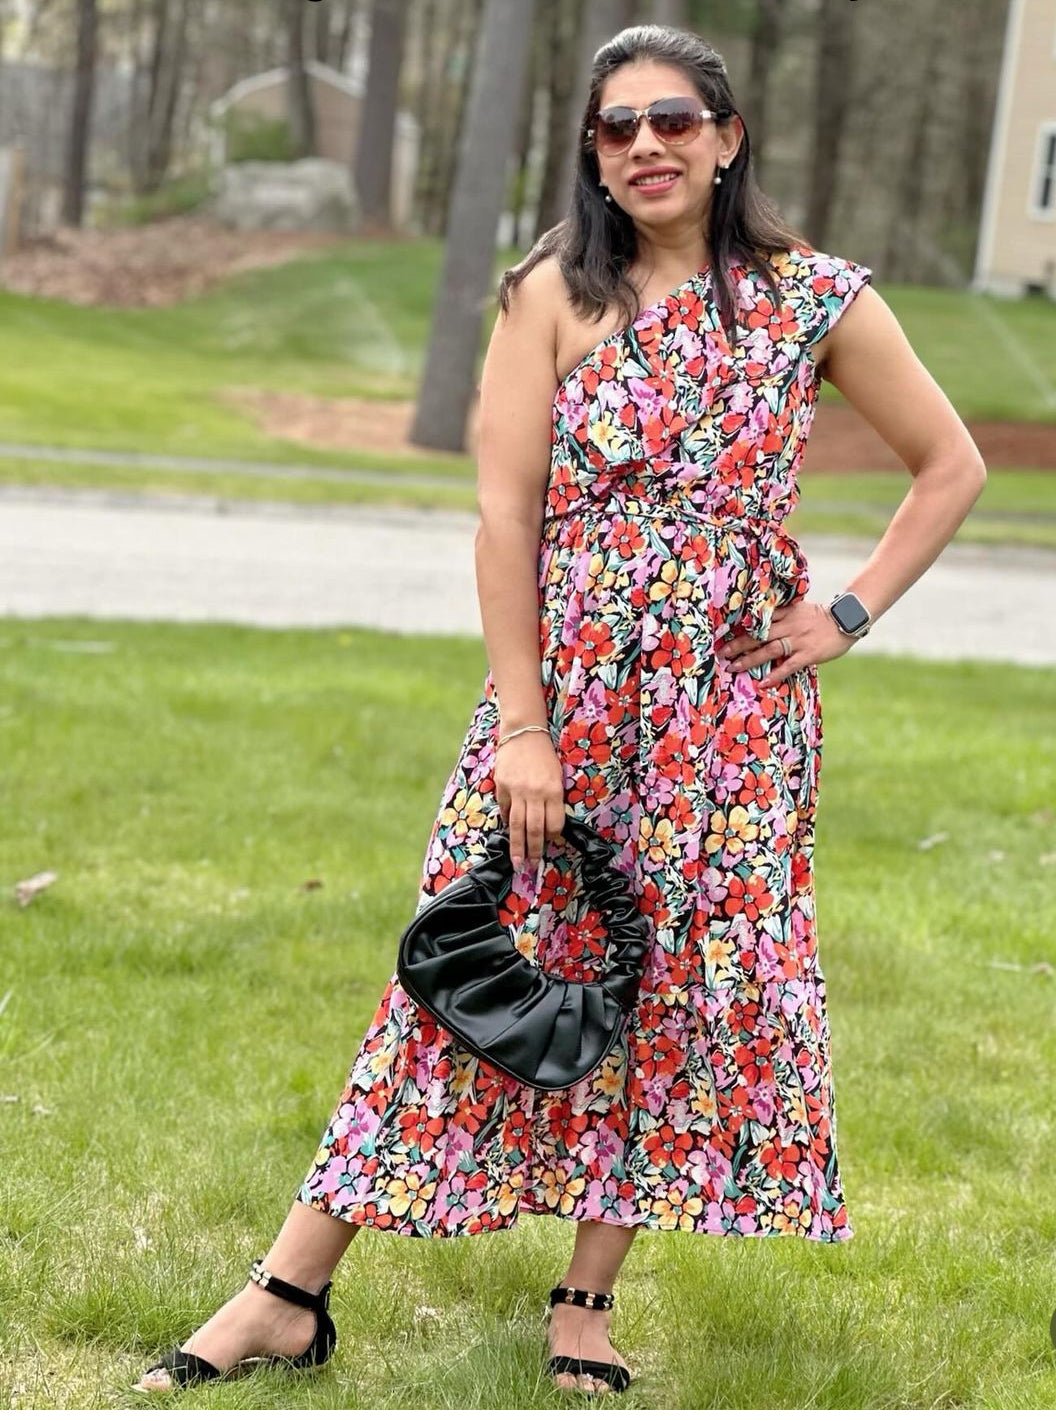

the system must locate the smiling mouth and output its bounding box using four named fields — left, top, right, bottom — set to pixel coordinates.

left=630, top=172, right=681, bottom=188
